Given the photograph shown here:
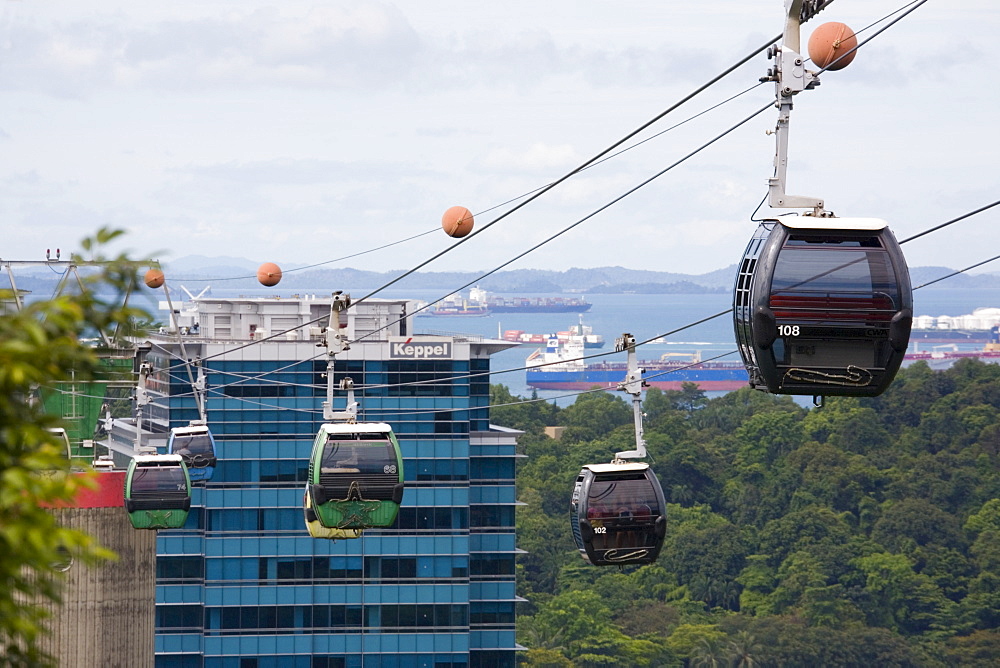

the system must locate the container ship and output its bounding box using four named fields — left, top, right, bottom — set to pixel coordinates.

left=415, top=292, right=491, bottom=317
left=526, top=336, right=1000, bottom=393
left=502, top=315, right=604, bottom=348
left=419, top=287, right=591, bottom=316
left=486, top=294, right=592, bottom=313
left=525, top=339, right=748, bottom=392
